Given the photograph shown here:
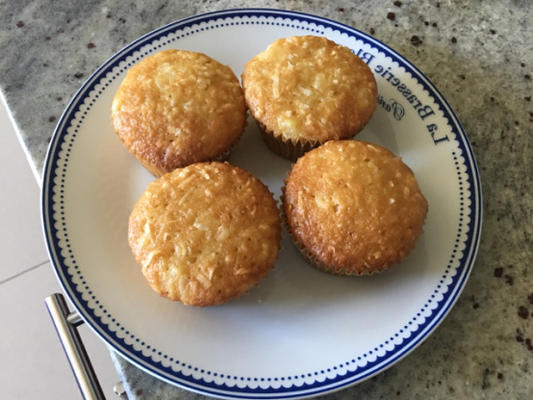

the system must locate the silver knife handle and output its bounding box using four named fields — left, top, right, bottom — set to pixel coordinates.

left=45, top=293, right=106, bottom=400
